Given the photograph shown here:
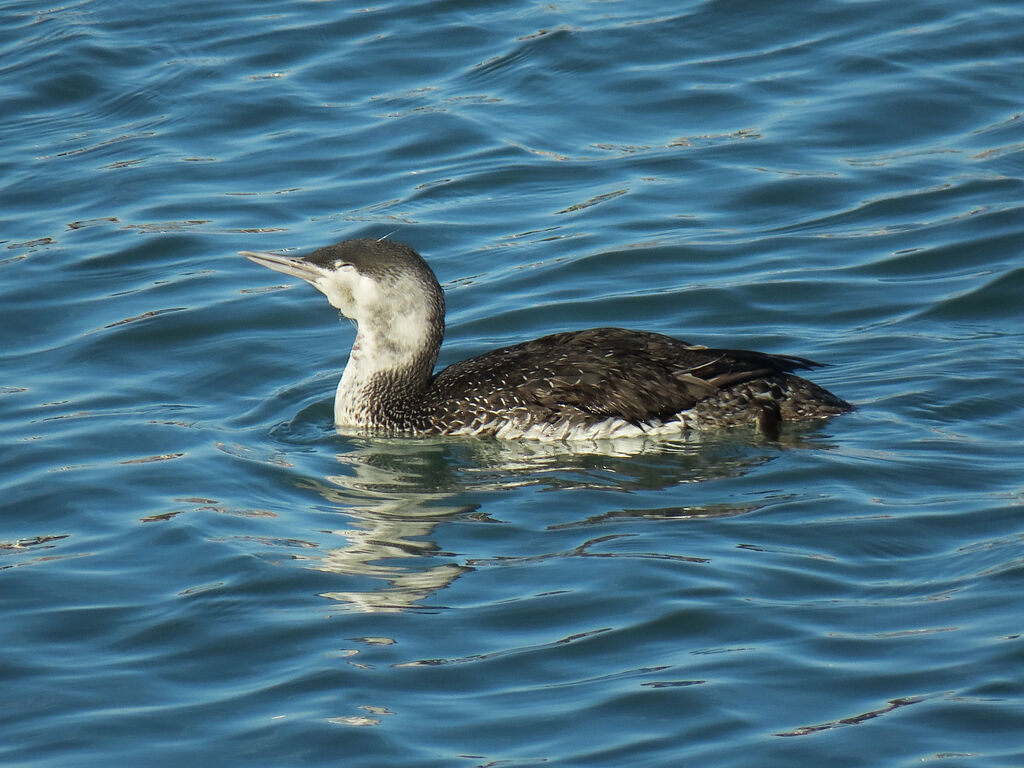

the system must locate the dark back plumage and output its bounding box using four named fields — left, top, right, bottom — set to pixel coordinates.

left=423, top=327, right=848, bottom=435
